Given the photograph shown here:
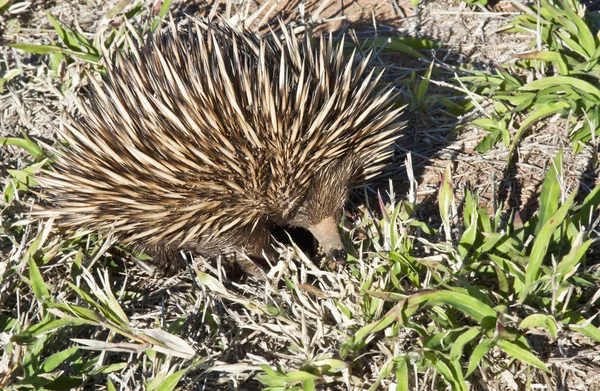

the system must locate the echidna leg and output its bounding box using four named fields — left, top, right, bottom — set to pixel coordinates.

left=228, top=225, right=277, bottom=277
left=142, top=225, right=276, bottom=277
left=143, top=244, right=187, bottom=276
left=228, top=253, right=264, bottom=277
